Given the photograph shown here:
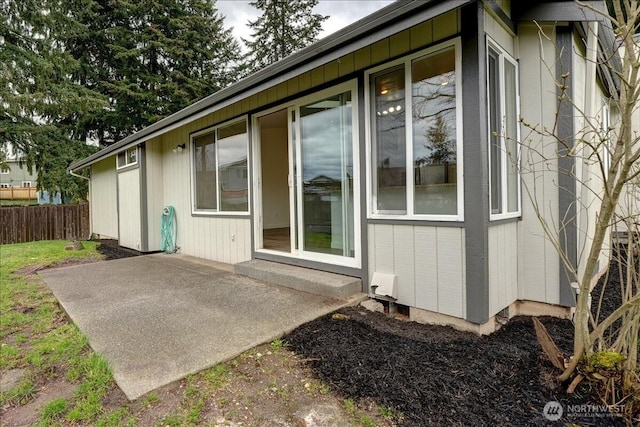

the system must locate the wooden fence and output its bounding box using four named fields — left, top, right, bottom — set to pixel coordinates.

left=0, top=187, right=38, bottom=200
left=0, top=204, right=90, bottom=245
